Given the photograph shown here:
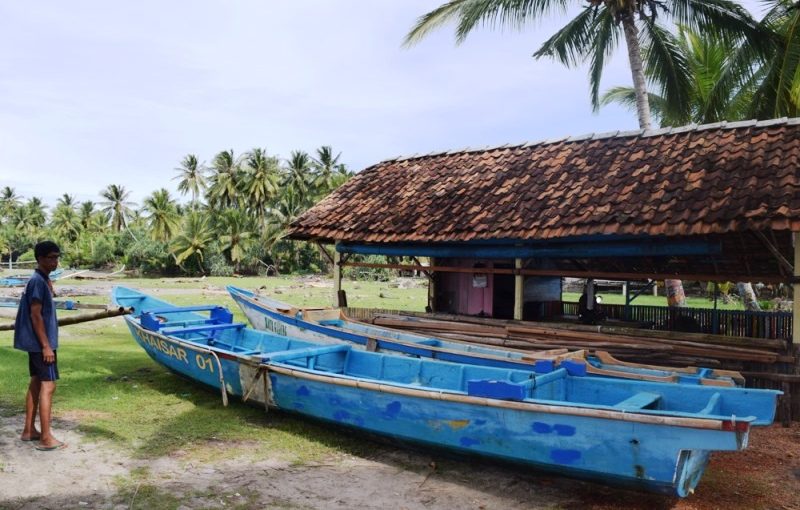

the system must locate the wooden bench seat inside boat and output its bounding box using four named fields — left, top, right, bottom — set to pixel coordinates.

left=303, top=309, right=342, bottom=322
left=614, top=392, right=661, bottom=410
